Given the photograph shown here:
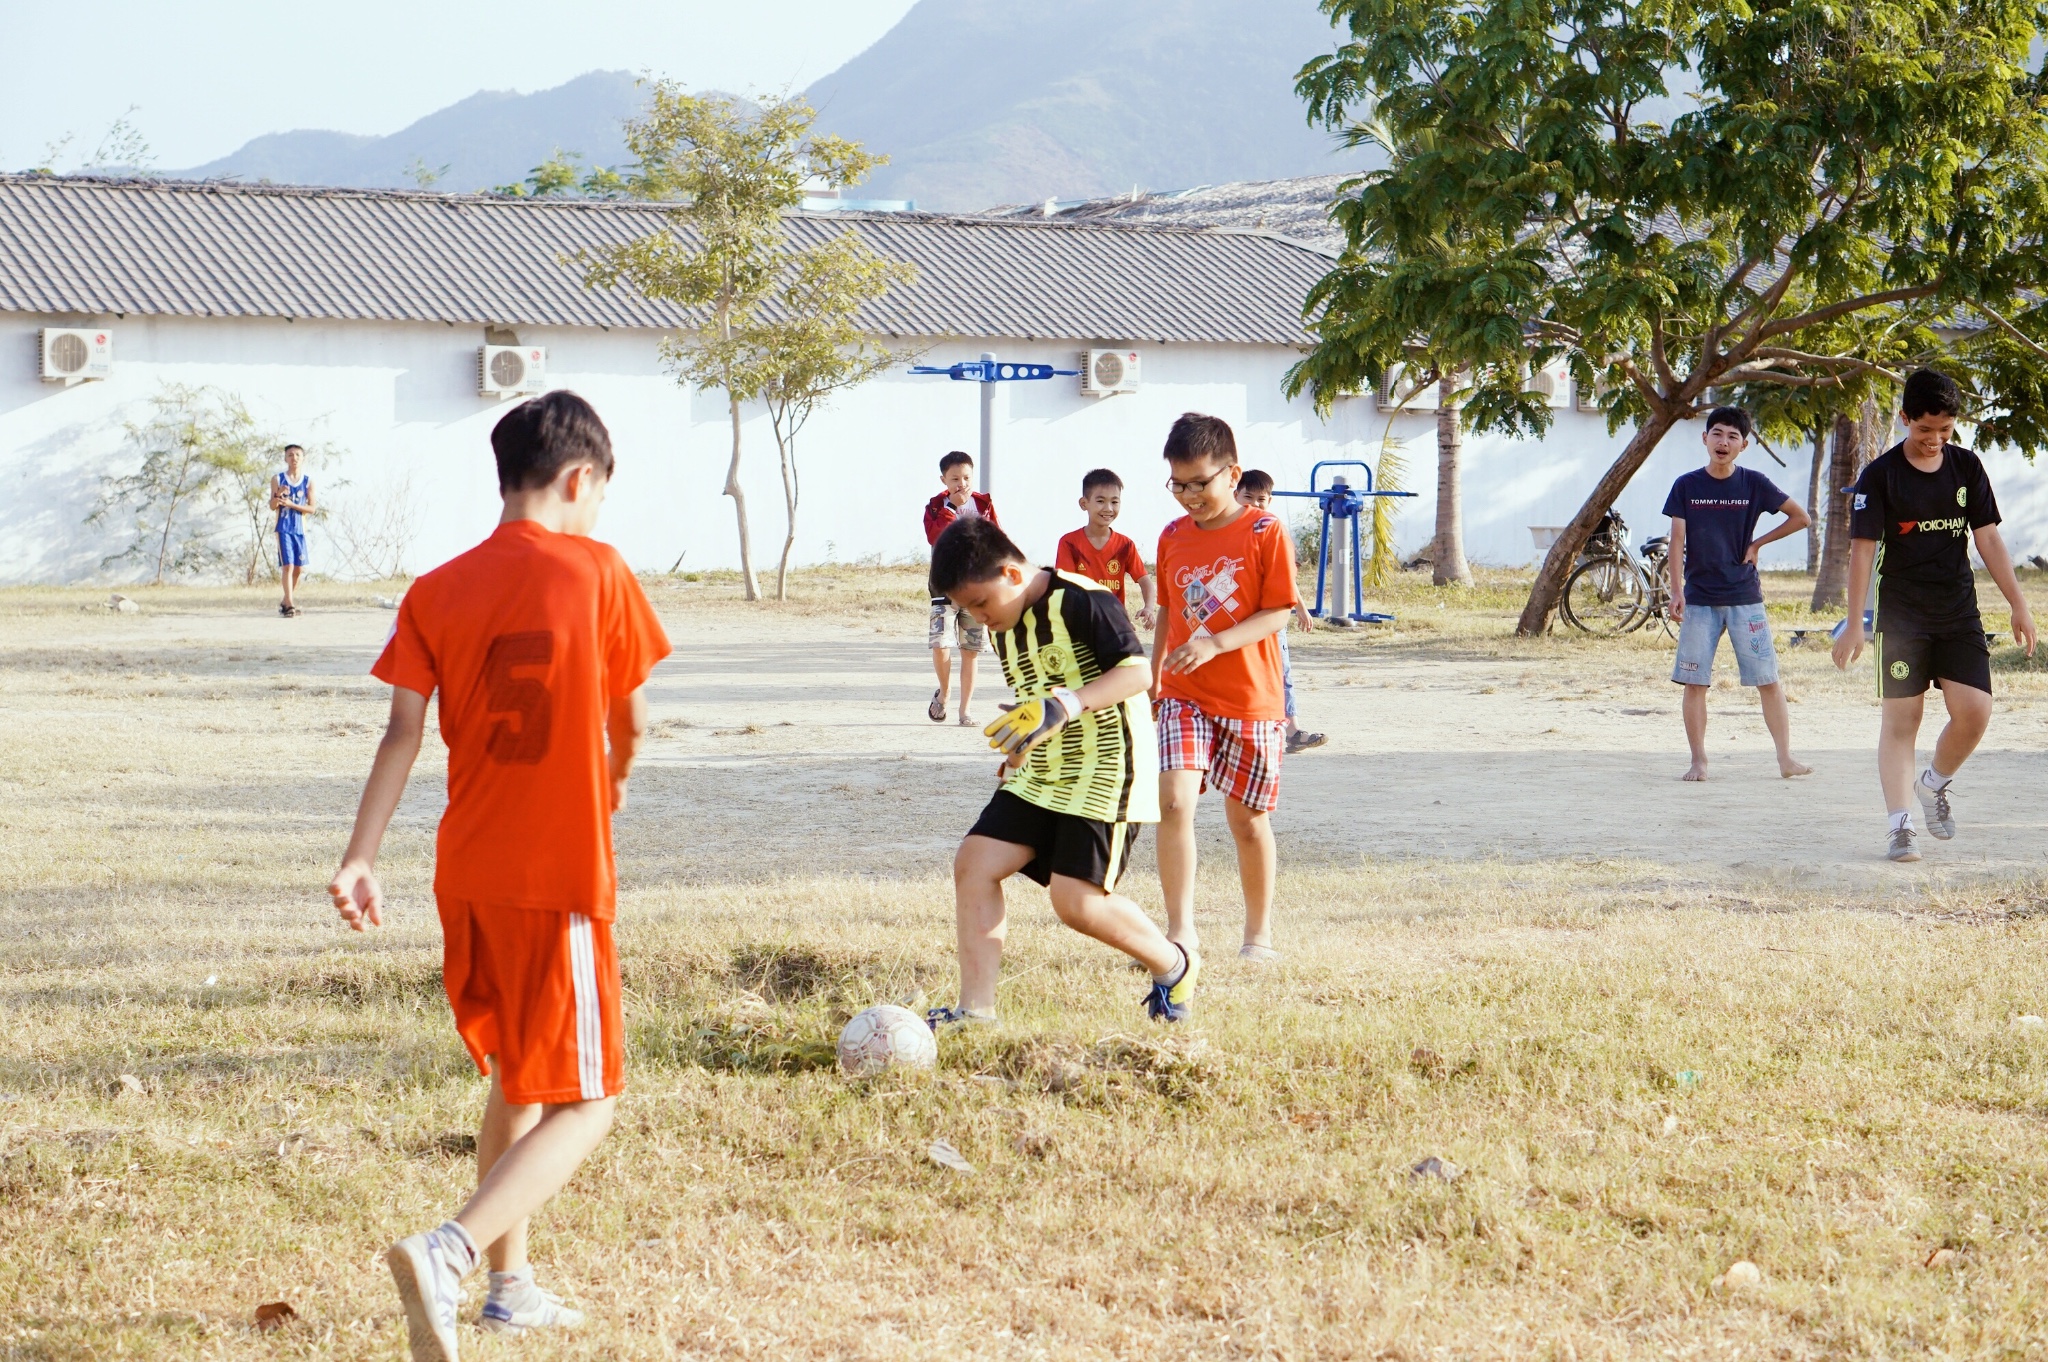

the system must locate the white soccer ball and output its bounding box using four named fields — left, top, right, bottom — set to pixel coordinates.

left=837, top=1005, right=938, bottom=1077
